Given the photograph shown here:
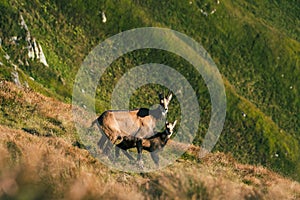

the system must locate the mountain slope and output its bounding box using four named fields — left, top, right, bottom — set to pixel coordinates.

left=0, top=0, right=299, bottom=183
left=0, top=81, right=299, bottom=199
